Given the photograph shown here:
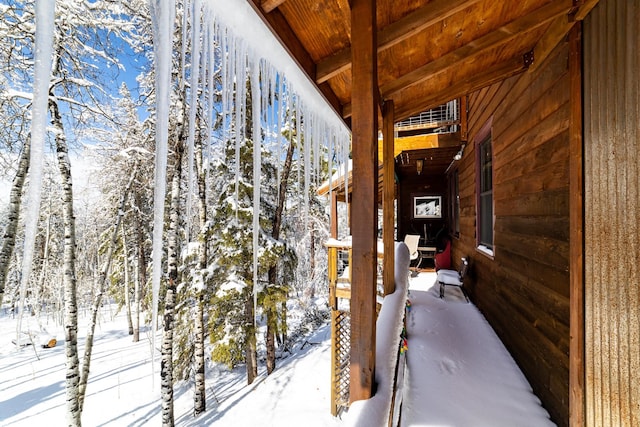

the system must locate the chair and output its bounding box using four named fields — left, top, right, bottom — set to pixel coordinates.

left=434, top=239, right=451, bottom=271
left=403, top=234, right=422, bottom=271
left=438, top=257, right=469, bottom=301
